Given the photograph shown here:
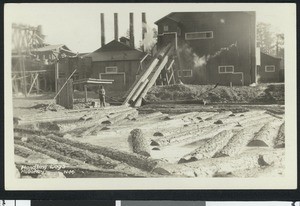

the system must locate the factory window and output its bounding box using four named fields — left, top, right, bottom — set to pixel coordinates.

left=185, top=31, right=213, bottom=40
left=265, top=65, right=275, bottom=72
left=218, top=66, right=234, bottom=73
left=163, top=25, right=169, bottom=32
left=178, top=70, right=192, bottom=77
left=105, top=66, right=118, bottom=73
